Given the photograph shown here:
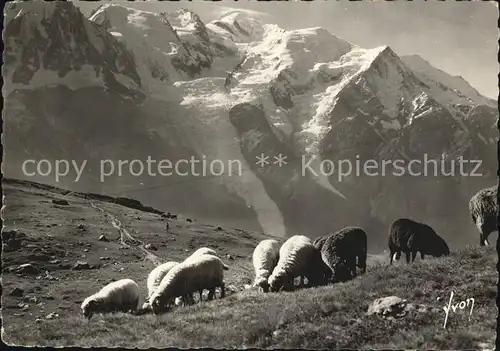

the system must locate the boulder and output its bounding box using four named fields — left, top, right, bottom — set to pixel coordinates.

left=144, top=244, right=158, bottom=251
left=367, top=296, right=408, bottom=319
left=367, top=296, right=441, bottom=320
left=72, top=261, right=91, bottom=270
left=98, top=235, right=109, bottom=242
left=46, top=312, right=59, bottom=319
left=9, top=287, right=24, bottom=297
left=16, top=264, right=39, bottom=275
left=52, top=199, right=69, bottom=206
left=27, top=254, right=51, bottom=262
